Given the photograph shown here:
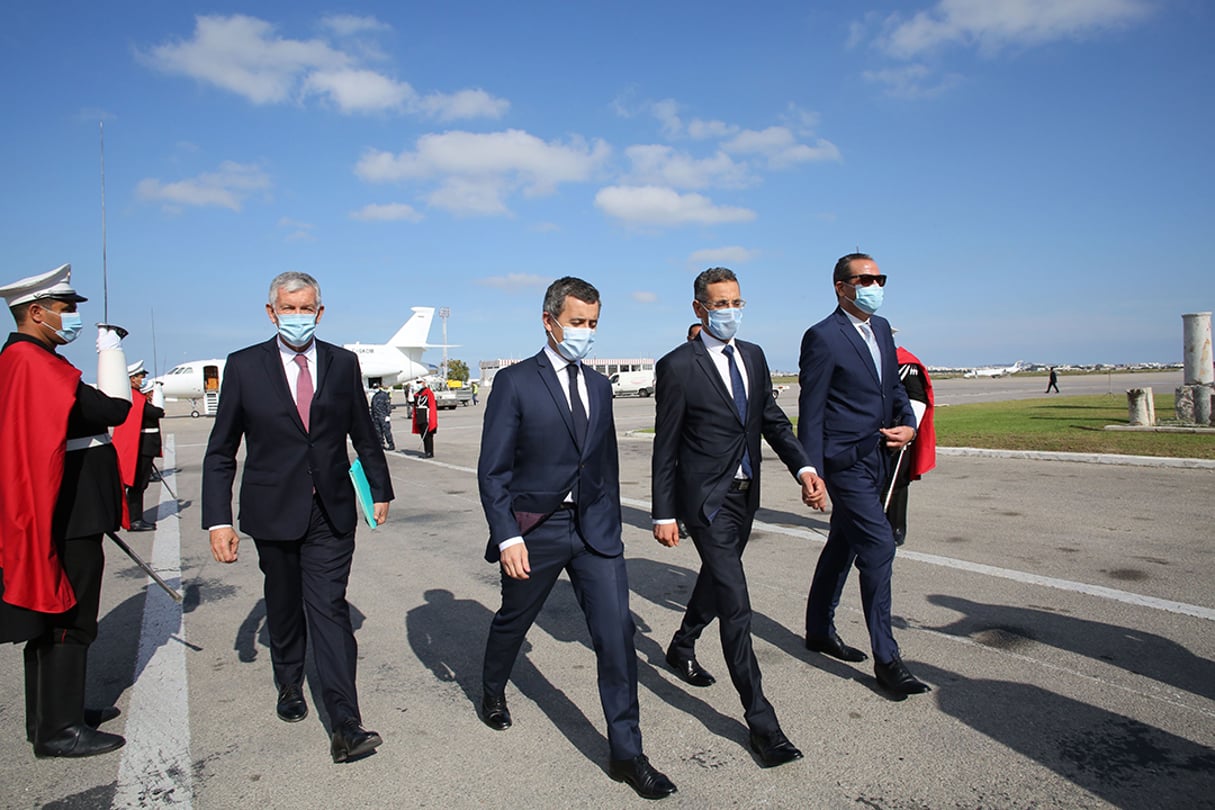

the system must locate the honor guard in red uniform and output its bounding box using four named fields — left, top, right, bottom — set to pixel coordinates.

left=0, top=264, right=134, bottom=758
left=113, top=360, right=165, bottom=531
